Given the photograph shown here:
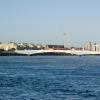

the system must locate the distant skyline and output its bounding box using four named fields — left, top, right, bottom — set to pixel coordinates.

left=0, top=0, right=100, bottom=47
